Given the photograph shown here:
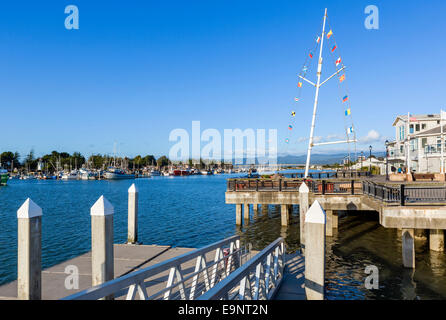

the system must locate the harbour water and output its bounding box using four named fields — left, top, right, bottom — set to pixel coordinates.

left=1, top=174, right=446, bottom=299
